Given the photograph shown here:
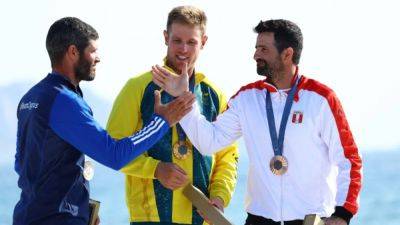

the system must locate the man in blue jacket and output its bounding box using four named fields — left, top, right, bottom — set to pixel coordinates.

left=13, top=17, right=195, bottom=225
